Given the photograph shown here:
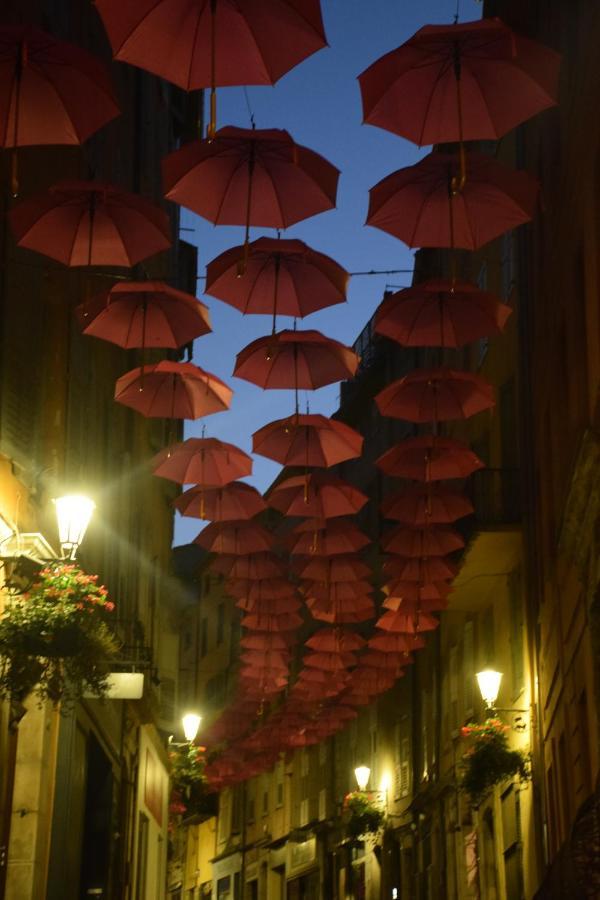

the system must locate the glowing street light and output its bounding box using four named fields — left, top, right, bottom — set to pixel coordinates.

left=354, top=765, right=371, bottom=792
left=182, top=712, right=202, bottom=743
left=53, top=494, right=95, bottom=560
left=476, top=669, right=503, bottom=710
